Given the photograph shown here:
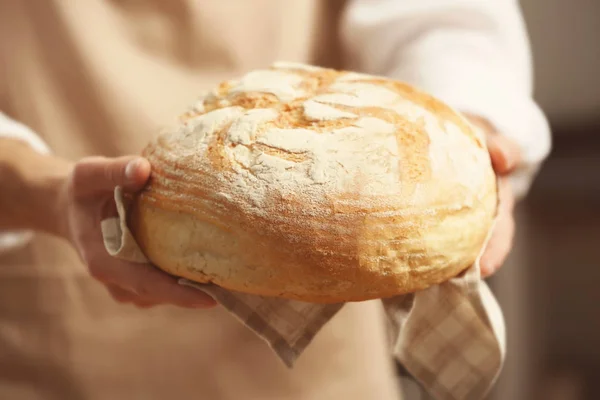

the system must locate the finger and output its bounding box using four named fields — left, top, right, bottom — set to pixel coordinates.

left=106, top=284, right=136, bottom=303
left=100, top=196, right=119, bottom=220
left=497, top=177, right=516, bottom=213
left=72, top=156, right=151, bottom=196
left=105, top=285, right=160, bottom=308
left=486, top=134, right=521, bottom=175
left=99, top=259, right=217, bottom=308
left=480, top=180, right=516, bottom=277
left=480, top=213, right=515, bottom=277
left=135, top=302, right=159, bottom=309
